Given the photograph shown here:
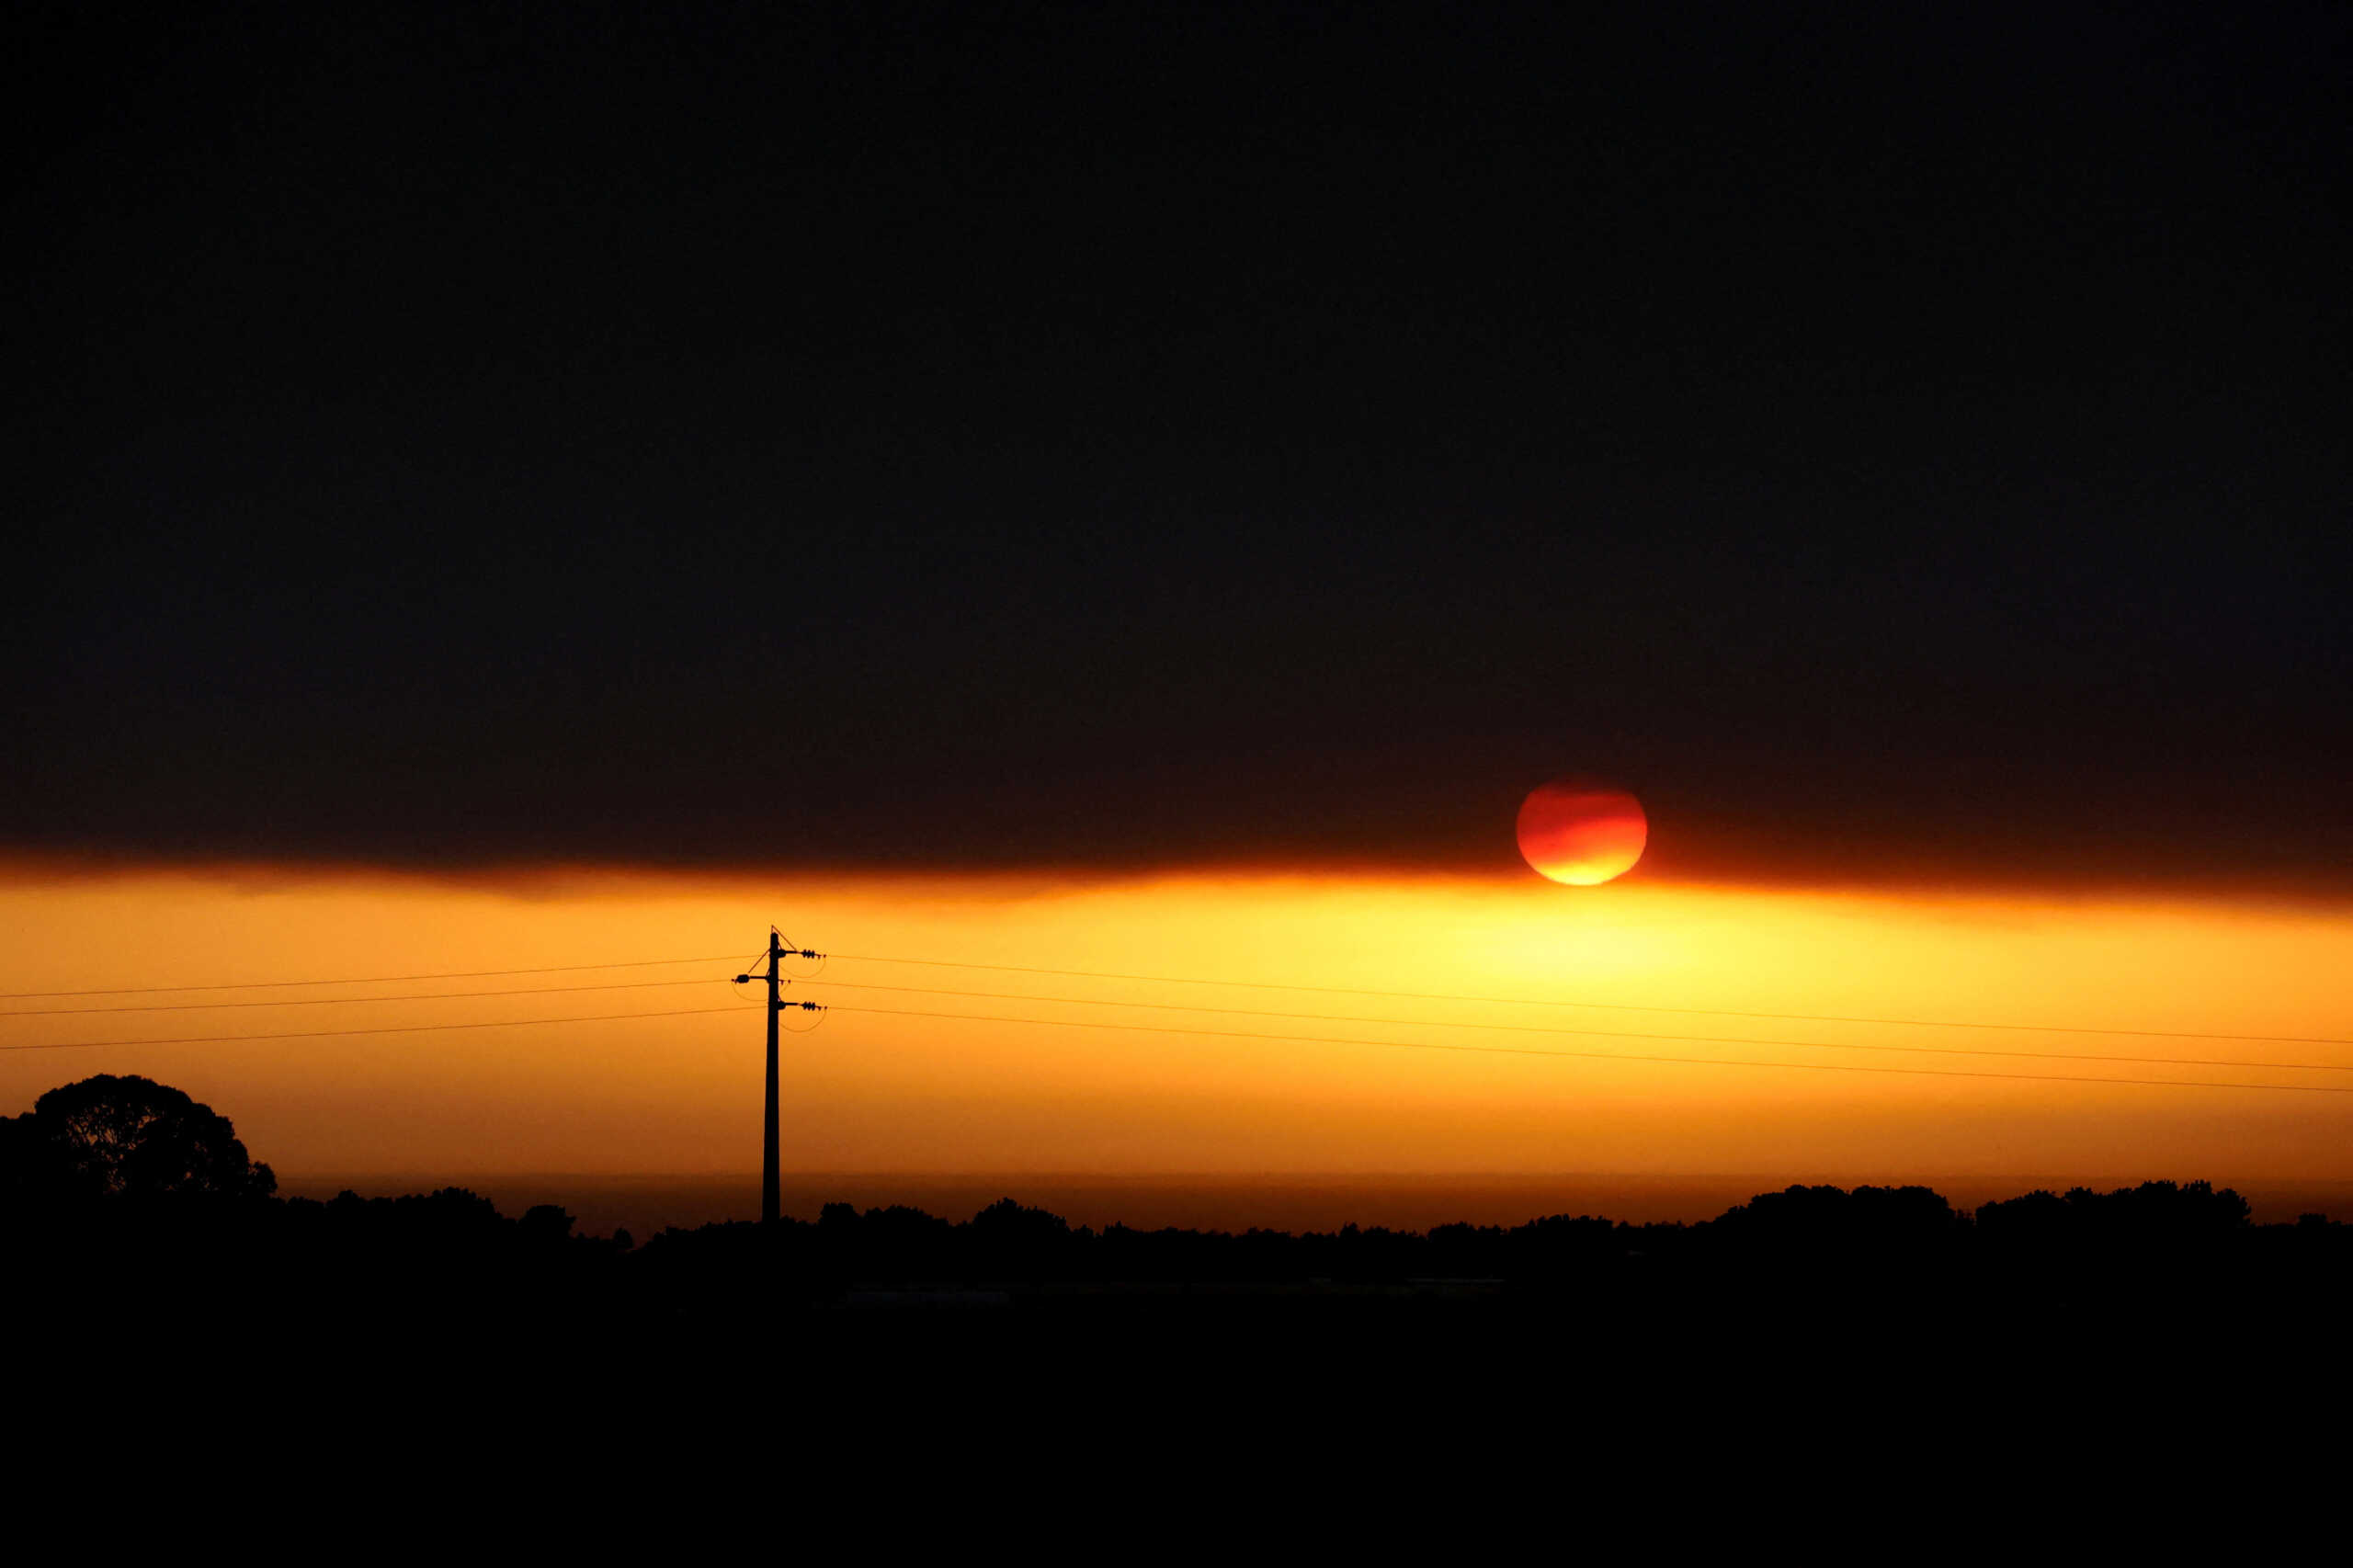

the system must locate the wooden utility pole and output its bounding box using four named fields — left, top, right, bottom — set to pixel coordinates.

left=736, top=929, right=824, bottom=1224
left=761, top=927, right=781, bottom=1224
